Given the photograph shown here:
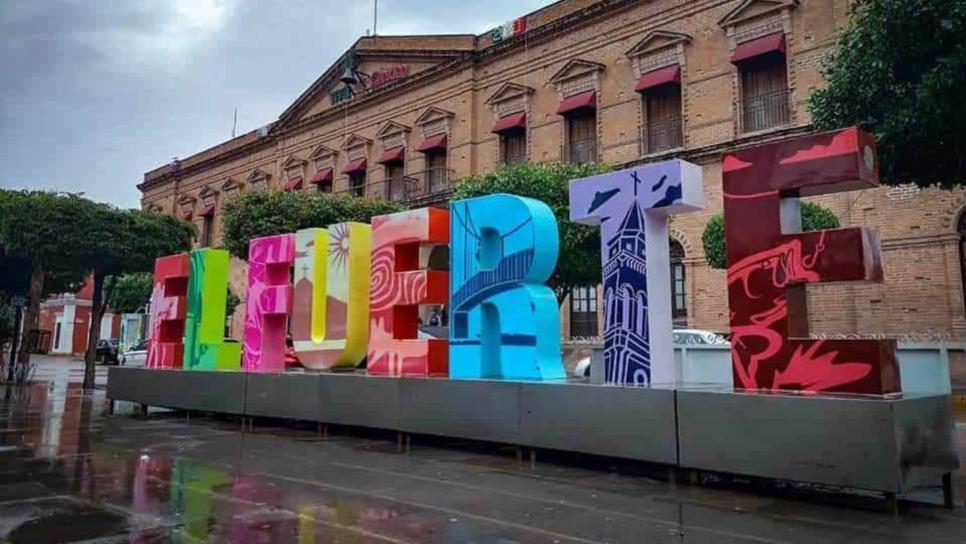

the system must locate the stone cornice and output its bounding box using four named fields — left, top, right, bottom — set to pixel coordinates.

left=137, top=0, right=687, bottom=194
